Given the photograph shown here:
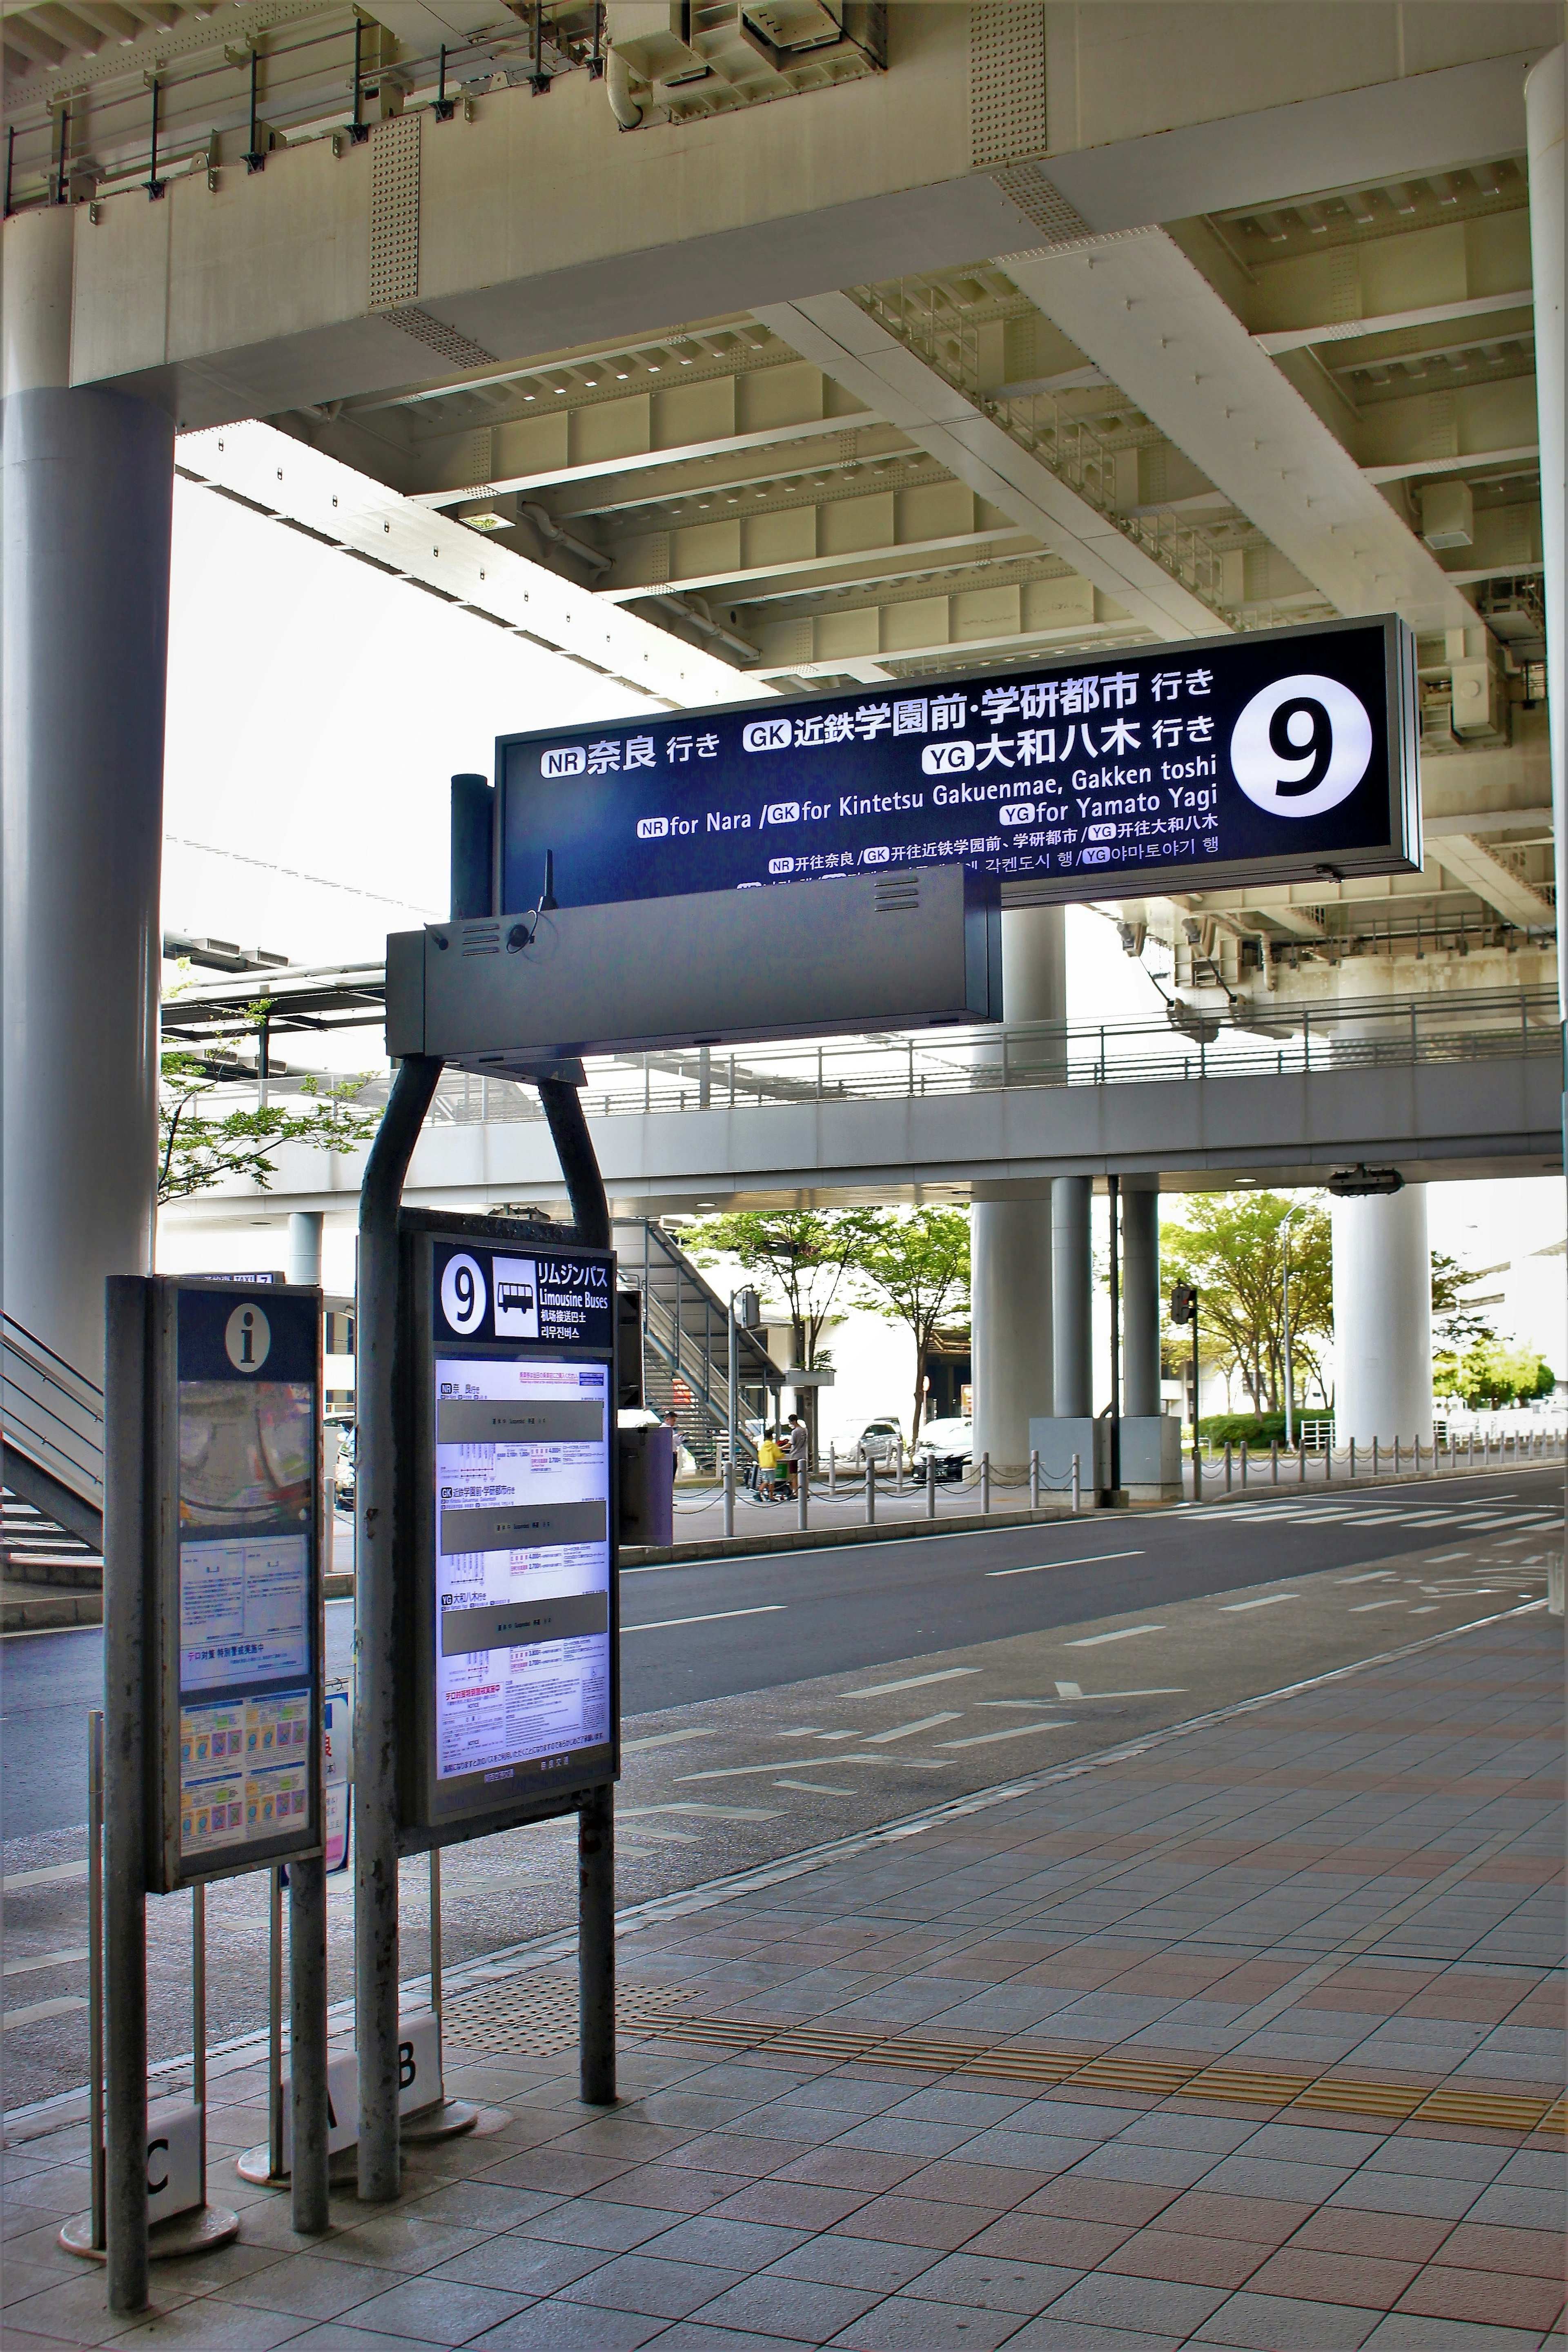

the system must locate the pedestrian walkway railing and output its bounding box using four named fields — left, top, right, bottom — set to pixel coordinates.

left=174, top=983, right=1557, bottom=1131
left=1192, top=1425, right=1566, bottom=1496
left=1, top=1314, right=105, bottom=1546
